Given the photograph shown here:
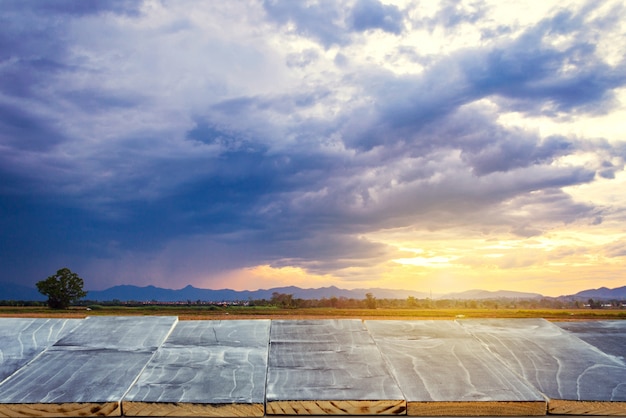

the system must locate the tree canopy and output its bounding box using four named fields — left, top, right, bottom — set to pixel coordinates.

left=36, top=267, right=87, bottom=309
